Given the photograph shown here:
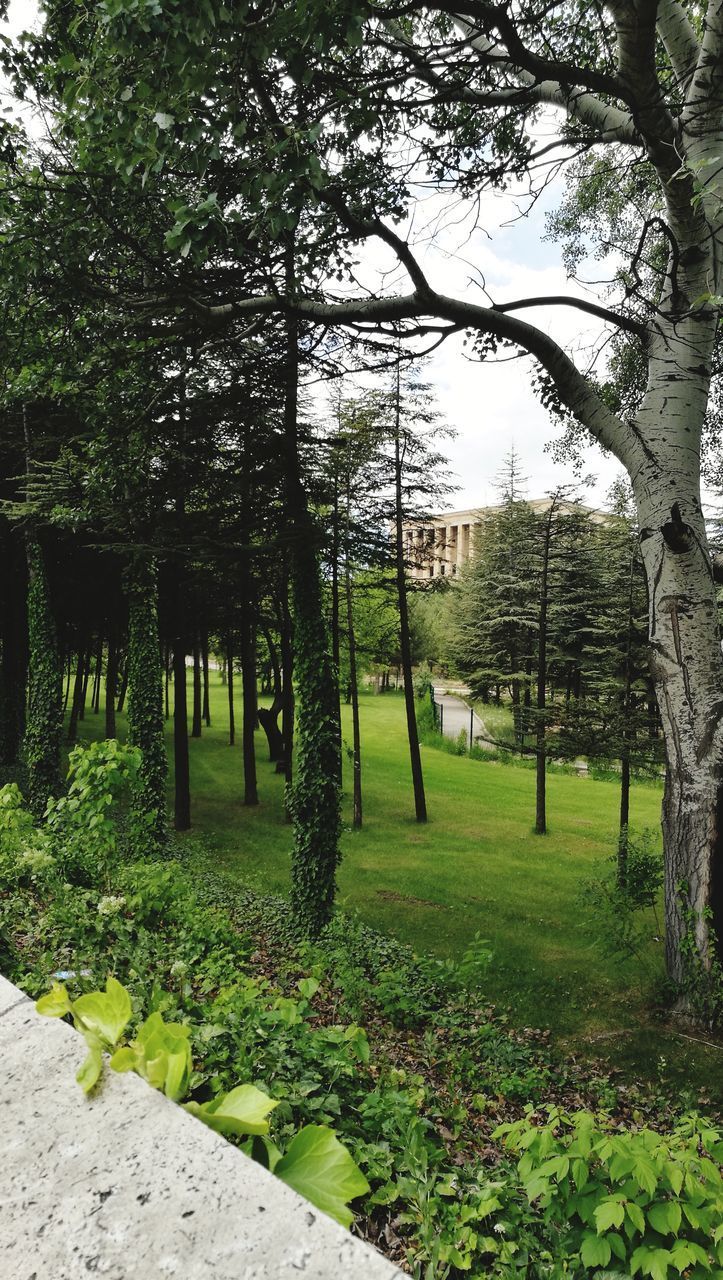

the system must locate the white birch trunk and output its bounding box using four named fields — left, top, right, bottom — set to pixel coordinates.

left=629, top=319, right=723, bottom=988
